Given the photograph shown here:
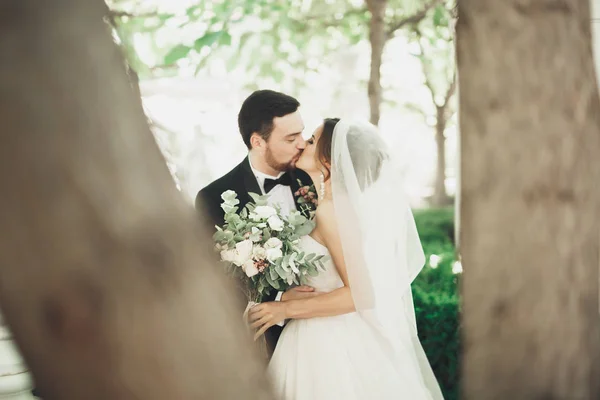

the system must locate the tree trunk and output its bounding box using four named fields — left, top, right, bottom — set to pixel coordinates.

left=366, top=0, right=387, bottom=126
left=0, top=1, right=272, bottom=399
left=458, top=0, right=600, bottom=399
left=432, top=105, right=449, bottom=206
